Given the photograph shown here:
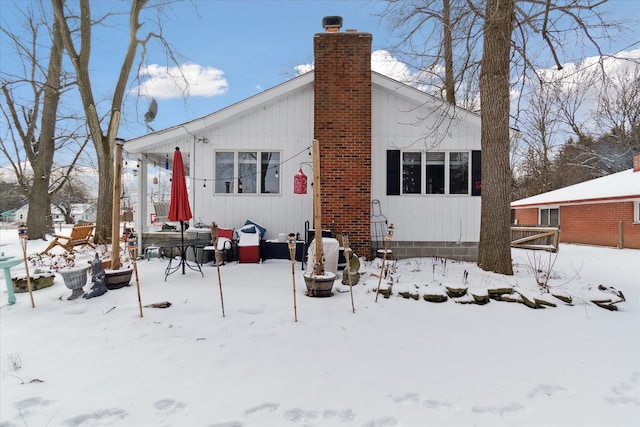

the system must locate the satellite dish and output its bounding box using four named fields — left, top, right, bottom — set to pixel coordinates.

left=144, top=98, right=157, bottom=132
